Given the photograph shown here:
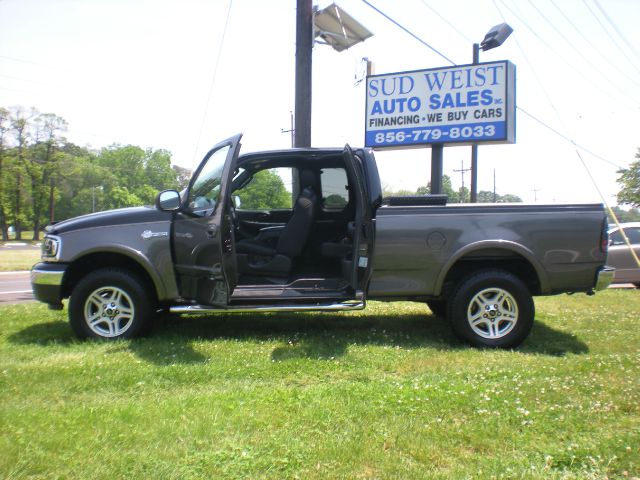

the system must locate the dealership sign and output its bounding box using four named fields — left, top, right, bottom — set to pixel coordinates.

left=365, top=61, right=516, bottom=149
